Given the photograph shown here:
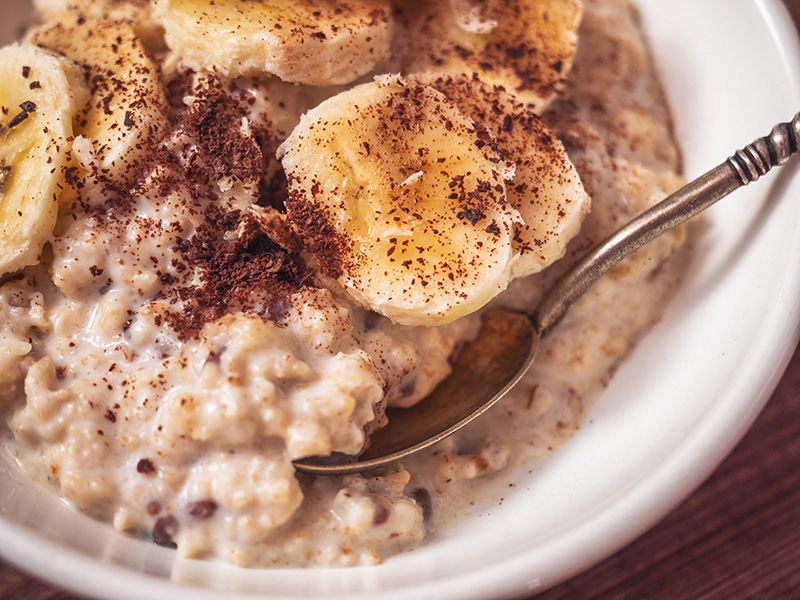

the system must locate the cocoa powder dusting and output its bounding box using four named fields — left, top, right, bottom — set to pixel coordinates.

left=285, top=186, right=350, bottom=280
left=180, top=77, right=265, bottom=185
left=165, top=206, right=309, bottom=339
left=133, top=73, right=274, bottom=201
left=121, top=70, right=308, bottom=339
